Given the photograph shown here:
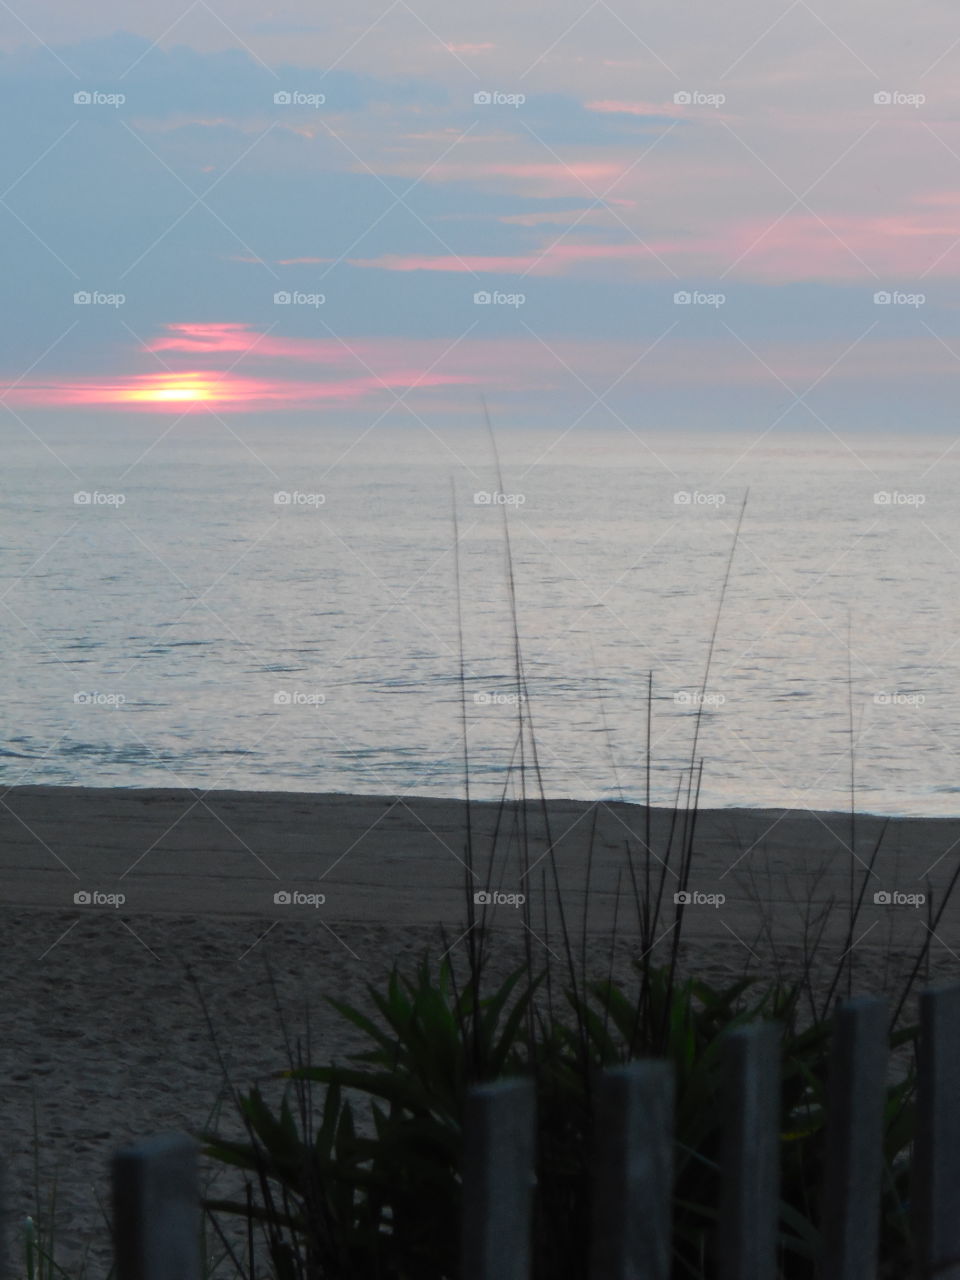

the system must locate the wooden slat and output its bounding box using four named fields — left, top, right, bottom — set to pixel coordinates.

left=820, top=997, right=888, bottom=1280
left=590, top=1060, right=674, bottom=1280
left=461, top=1077, right=536, bottom=1280
left=112, top=1133, right=200, bottom=1280
left=914, top=983, right=960, bottom=1279
left=718, top=1021, right=780, bottom=1280
left=0, top=1163, right=6, bottom=1280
